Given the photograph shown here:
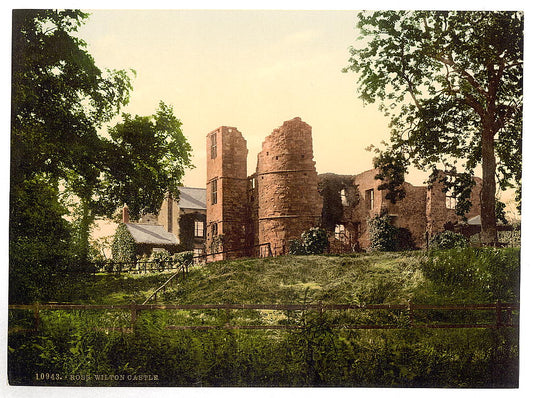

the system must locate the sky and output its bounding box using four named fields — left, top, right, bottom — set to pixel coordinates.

left=74, top=9, right=398, bottom=188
